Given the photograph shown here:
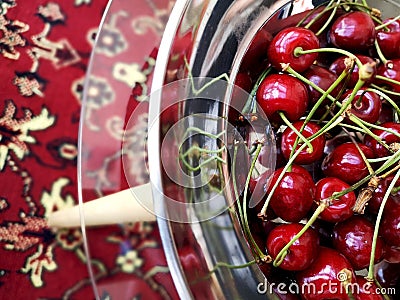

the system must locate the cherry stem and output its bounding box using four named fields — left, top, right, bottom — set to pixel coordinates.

left=315, top=0, right=340, bottom=36
left=273, top=202, right=328, bottom=267
left=279, top=111, right=314, bottom=153
left=371, top=84, right=400, bottom=98
left=373, top=279, right=392, bottom=300
left=375, top=14, right=400, bottom=30
left=367, top=168, right=400, bottom=281
left=294, top=47, right=363, bottom=69
left=242, top=67, right=272, bottom=114
left=375, top=75, right=400, bottom=87
left=299, top=0, right=335, bottom=29
left=241, top=142, right=268, bottom=260
left=347, top=115, right=392, bottom=152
